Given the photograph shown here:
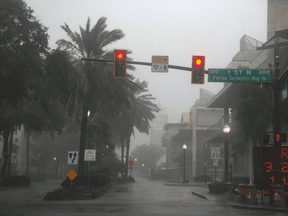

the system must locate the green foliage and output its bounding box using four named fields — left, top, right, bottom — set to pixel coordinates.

left=0, top=176, right=31, bottom=187
left=232, top=83, right=273, bottom=143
